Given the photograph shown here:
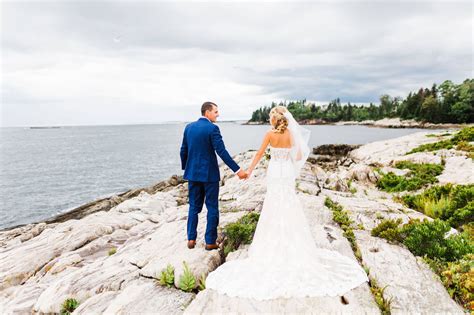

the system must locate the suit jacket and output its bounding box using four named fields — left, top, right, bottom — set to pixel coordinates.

left=180, top=117, right=240, bottom=182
